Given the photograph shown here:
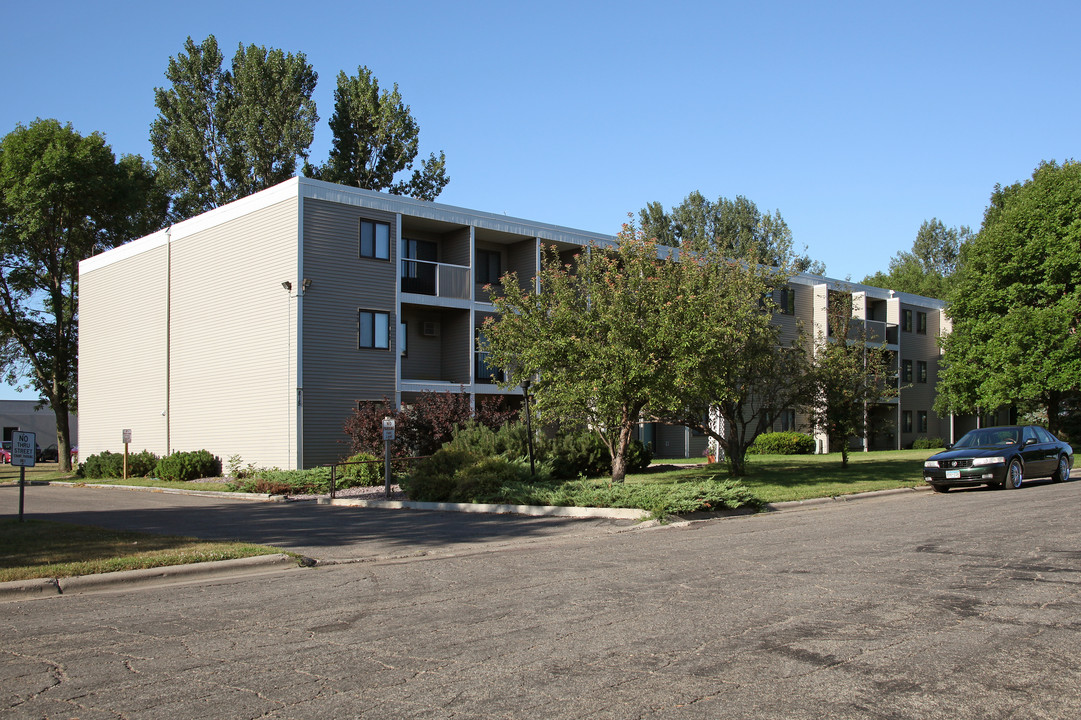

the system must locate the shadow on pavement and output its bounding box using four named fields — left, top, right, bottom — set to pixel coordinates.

left=1, top=485, right=622, bottom=559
